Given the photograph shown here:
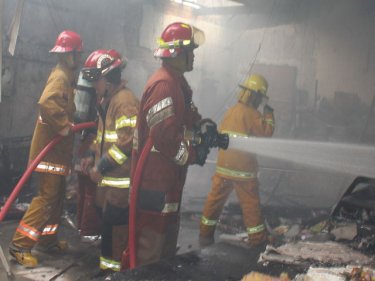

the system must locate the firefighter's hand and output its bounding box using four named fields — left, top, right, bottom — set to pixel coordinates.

left=58, top=123, right=73, bottom=136
left=80, top=157, right=94, bottom=175
left=89, top=166, right=103, bottom=183
left=264, top=104, right=274, bottom=115
left=194, top=144, right=210, bottom=166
